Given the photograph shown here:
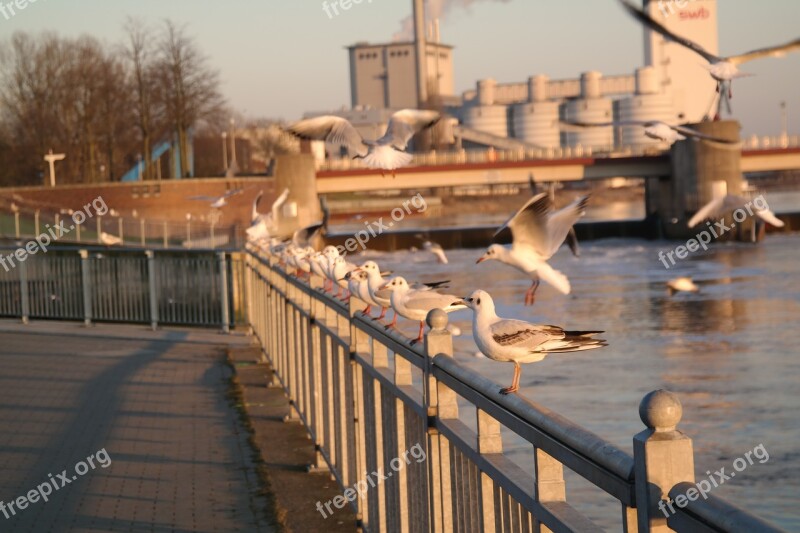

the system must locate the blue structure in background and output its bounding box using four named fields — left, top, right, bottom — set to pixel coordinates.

left=120, top=131, right=194, bottom=182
